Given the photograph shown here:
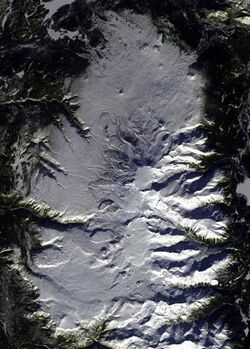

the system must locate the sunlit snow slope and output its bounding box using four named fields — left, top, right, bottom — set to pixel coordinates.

left=22, top=10, right=243, bottom=349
